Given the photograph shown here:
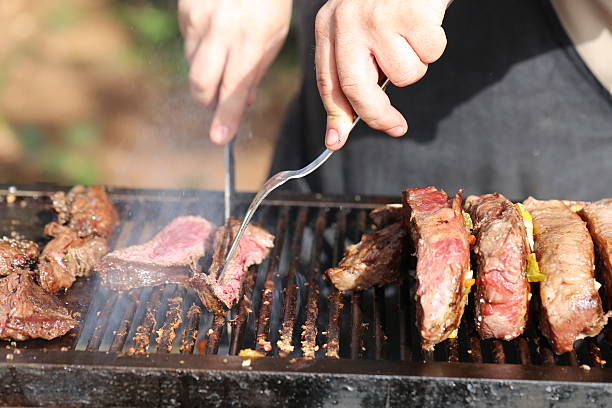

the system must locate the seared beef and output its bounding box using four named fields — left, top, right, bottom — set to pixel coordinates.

left=96, top=216, right=214, bottom=291
left=327, top=222, right=406, bottom=291
left=524, top=198, right=608, bottom=354
left=191, top=218, right=274, bottom=312
left=0, top=237, right=39, bottom=275
left=465, top=193, right=530, bottom=340
left=369, top=204, right=403, bottom=229
left=52, top=185, right=118, bottom=239
left=579, top=198, right=612, bottom=306
left=403, top=186, right=471, bottom=350
left=38, top=223, right=108, bottom=293
left=0, top=271, right=76, bottom=340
